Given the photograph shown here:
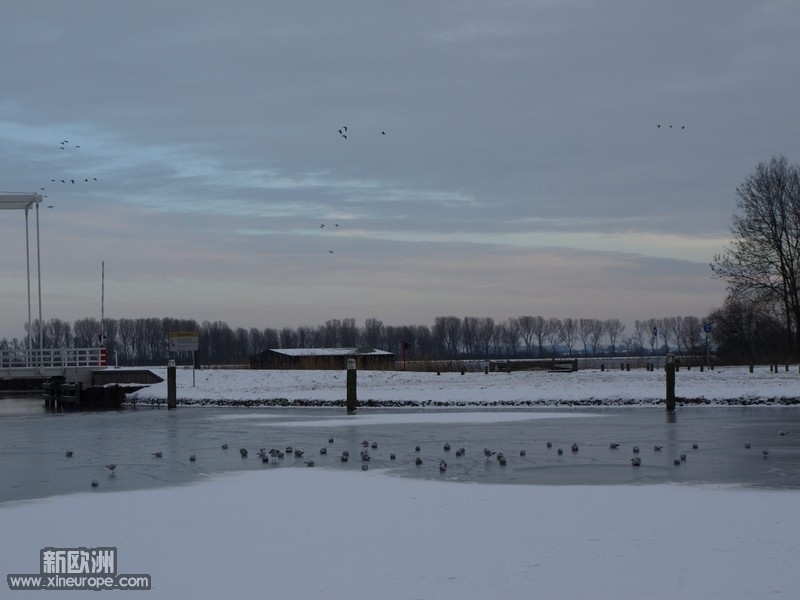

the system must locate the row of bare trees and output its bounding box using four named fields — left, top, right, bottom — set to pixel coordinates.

left=1, top=314, right=712, bottom=366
